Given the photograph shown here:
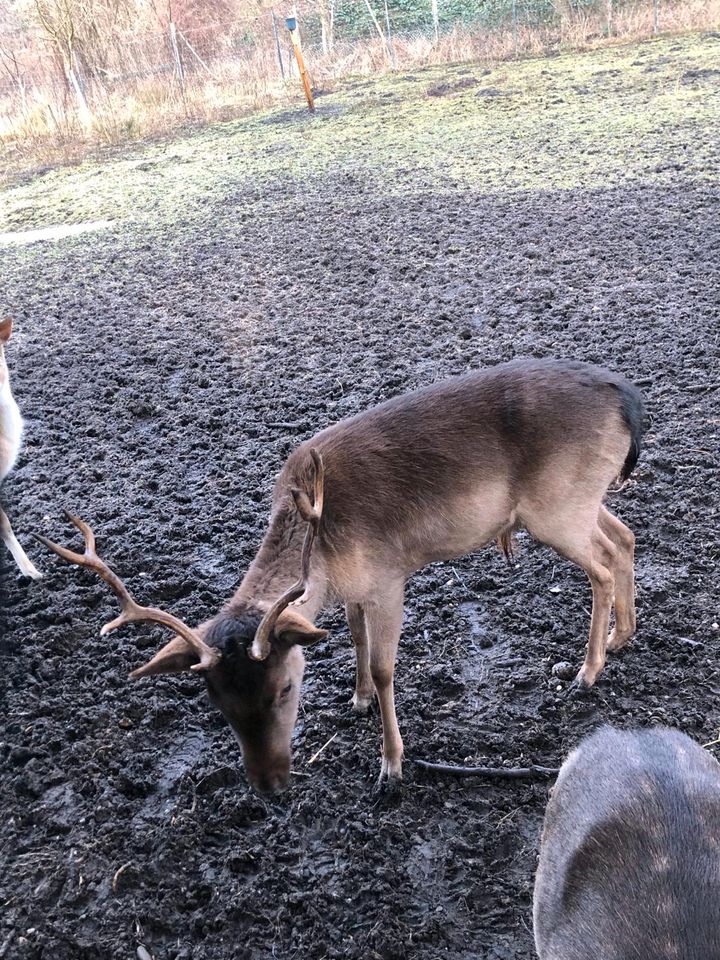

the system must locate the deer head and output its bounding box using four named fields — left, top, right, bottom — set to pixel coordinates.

left=38, top=451, right=327, bottom=795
